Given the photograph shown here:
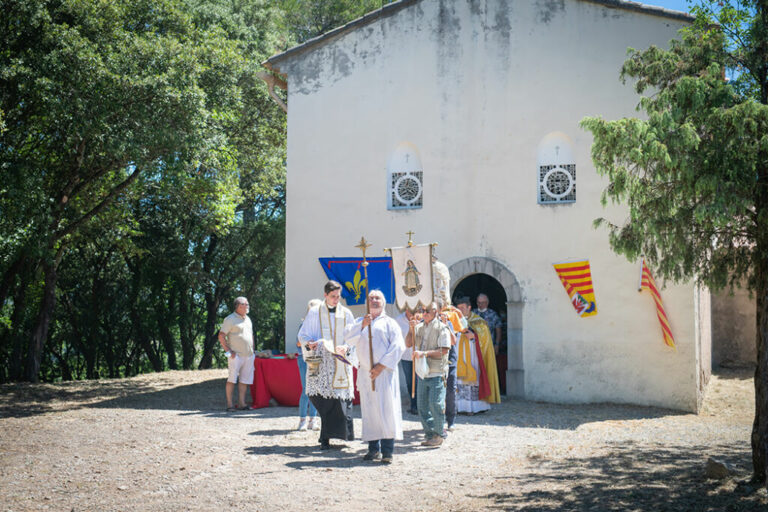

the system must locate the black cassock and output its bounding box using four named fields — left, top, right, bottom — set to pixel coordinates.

left=309, top=395, right=354, bottom=444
